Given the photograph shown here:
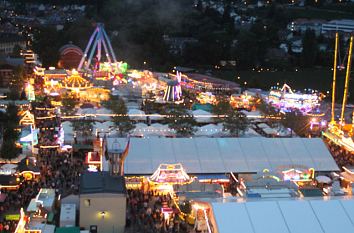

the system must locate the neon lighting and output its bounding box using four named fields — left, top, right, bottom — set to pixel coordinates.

left=148, top=163, right=193, bottom=184
left=268, top=84, right=320, bottom=114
